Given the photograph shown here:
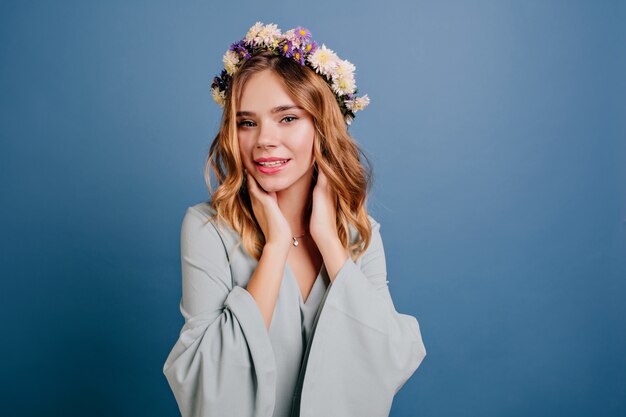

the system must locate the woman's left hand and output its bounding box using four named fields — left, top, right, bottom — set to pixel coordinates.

left=309, top=168, right=339, bottom=247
